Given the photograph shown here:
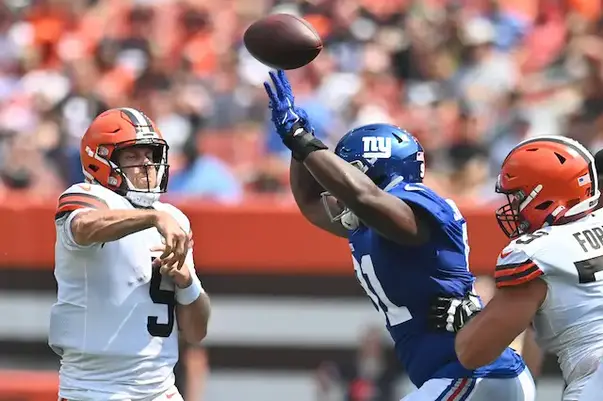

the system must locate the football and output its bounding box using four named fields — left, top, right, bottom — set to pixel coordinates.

left=243, top=14, right=323, bottom=70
